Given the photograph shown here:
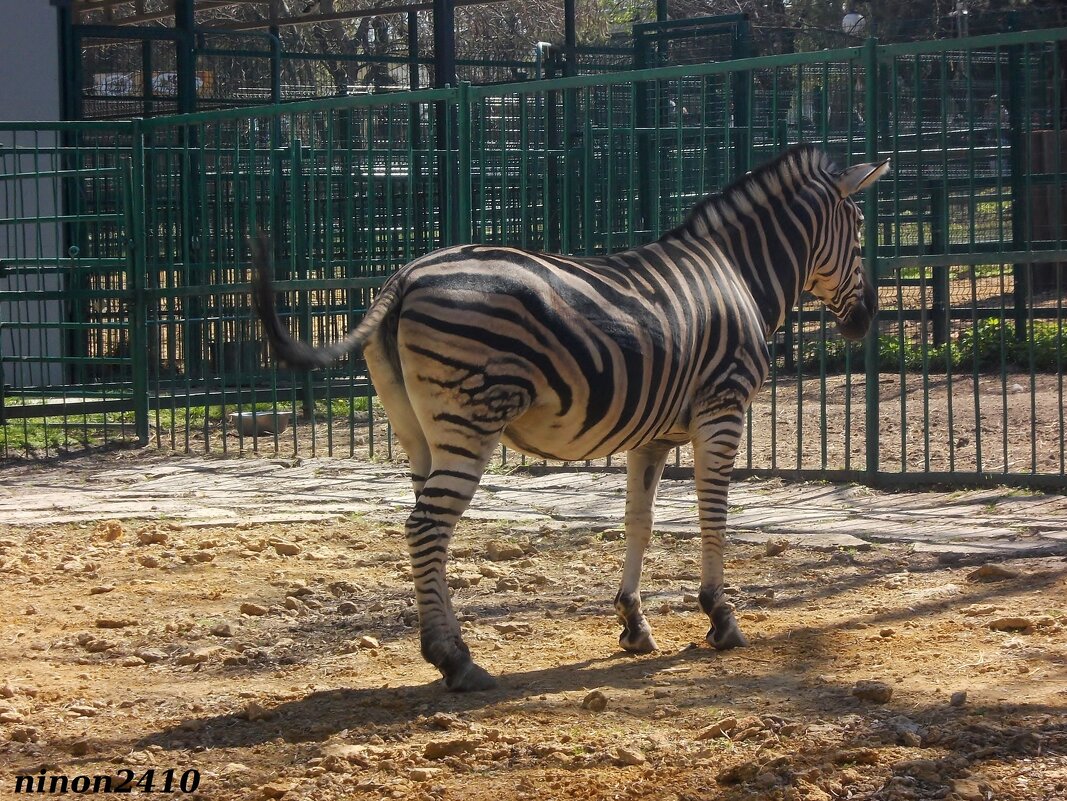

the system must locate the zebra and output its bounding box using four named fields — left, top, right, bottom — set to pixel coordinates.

left=252, top=144, right=889, bottom=692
